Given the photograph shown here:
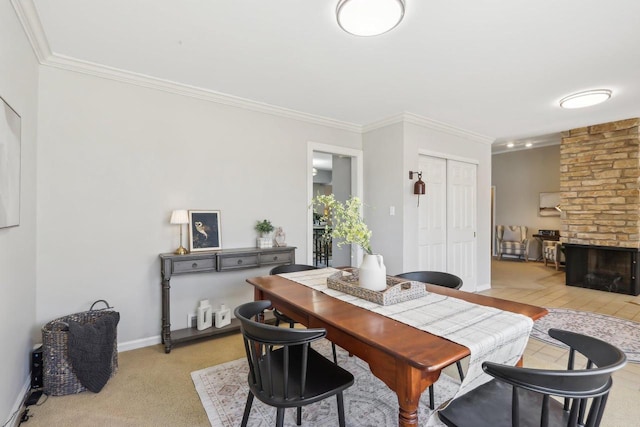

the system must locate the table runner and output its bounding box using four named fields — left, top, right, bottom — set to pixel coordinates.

left=277, top=268, right=533, bottom=401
